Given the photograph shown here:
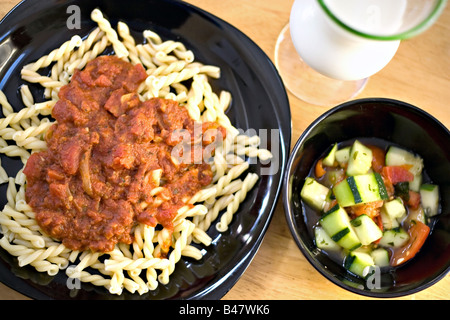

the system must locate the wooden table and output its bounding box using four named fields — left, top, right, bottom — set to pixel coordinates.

left=0, top=0, right=448, bottom=300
